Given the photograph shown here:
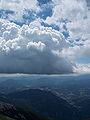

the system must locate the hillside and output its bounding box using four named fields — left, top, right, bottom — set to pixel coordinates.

left=74, top=98, right=90, bottom=119
left=0, top=102, right=52, bottom=120
left=0, top=74, right=90, bottom=120
left=0, top=114, right=15, bottom=120
left=7, top=89, right=80, bottom=120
